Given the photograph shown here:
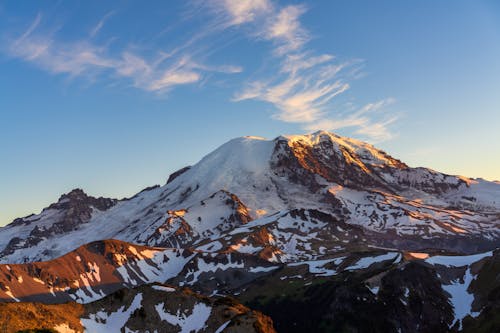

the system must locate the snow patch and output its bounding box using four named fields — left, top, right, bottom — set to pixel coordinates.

left=288, top=257, right=345, bottom=276
left=426, top=251, right=493, bottom=267
left=155, top=302, right=211, bottom=333
left=215, top=320, right=231, bottom=333
left=443, top=268, right=481, bottom=330
left=152, top=285, right=176, bottom=292
left=81, top=293, right=143, bottom=332
left=345, top=252, right=400, bottom=270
